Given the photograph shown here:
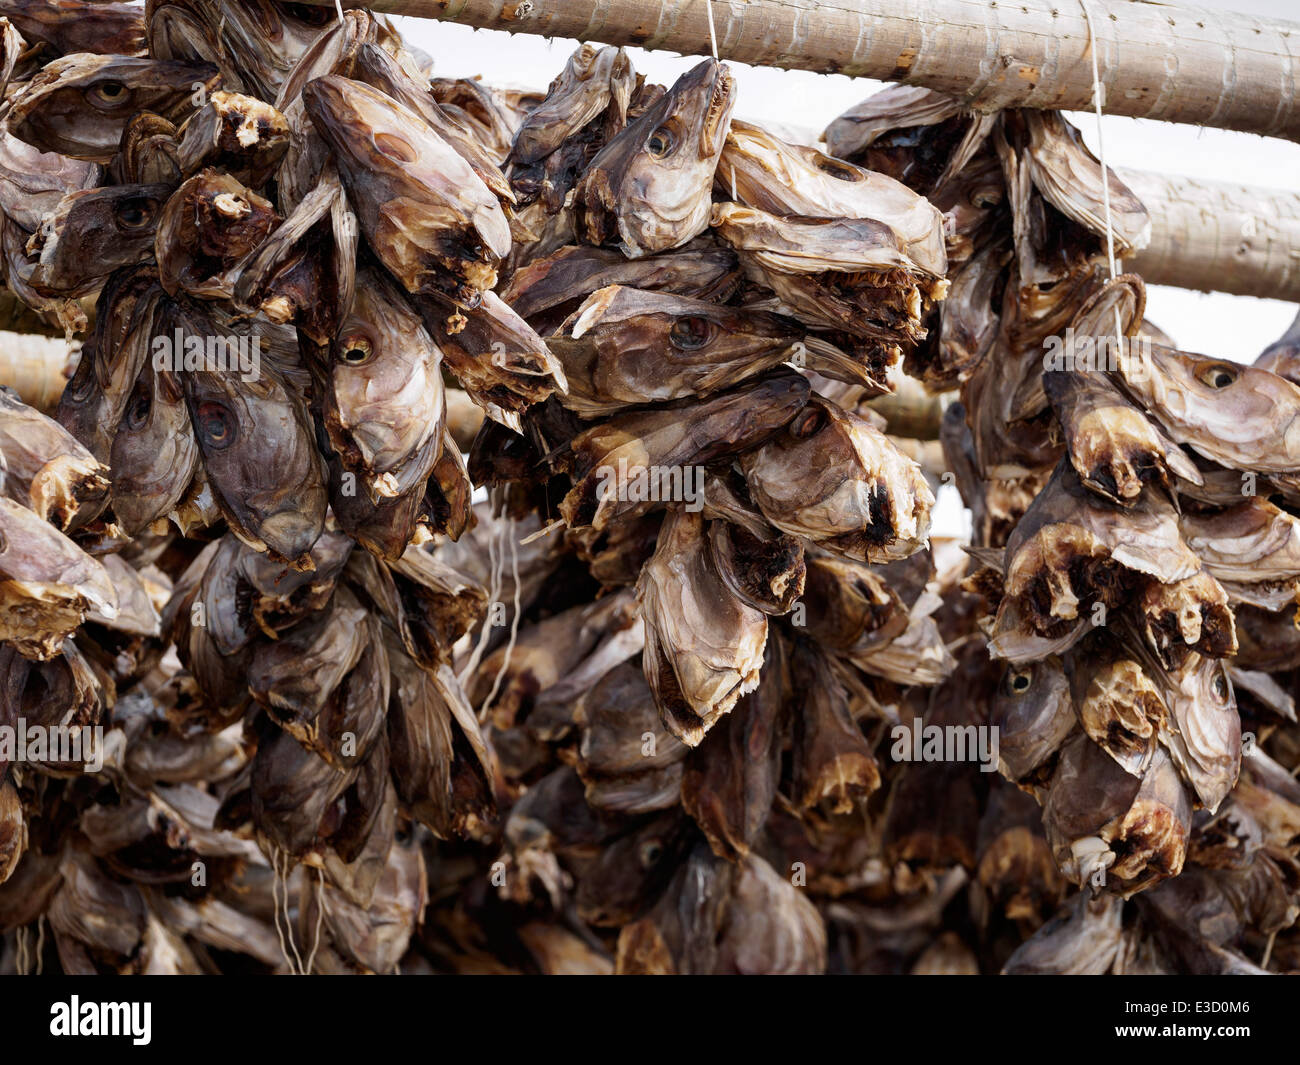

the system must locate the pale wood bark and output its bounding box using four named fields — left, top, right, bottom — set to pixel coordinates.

left=1119, top=168, right=1300, bottom=302
left=311, top=0, right=1300, bottom=140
